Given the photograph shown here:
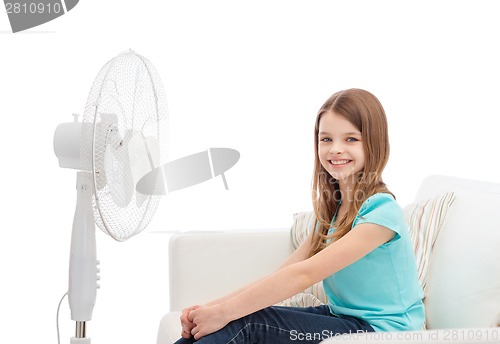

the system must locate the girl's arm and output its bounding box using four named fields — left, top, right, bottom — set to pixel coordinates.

left=189, top=223, right=395, bottom=339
